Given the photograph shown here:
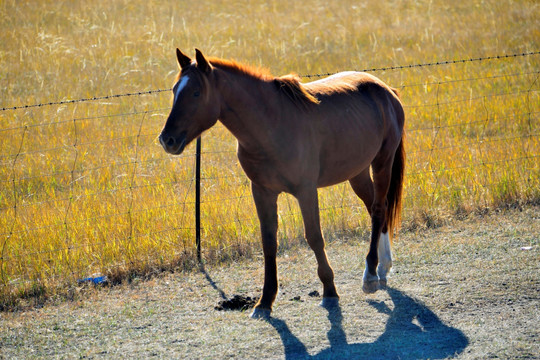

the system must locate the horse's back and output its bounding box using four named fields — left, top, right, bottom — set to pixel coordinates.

left=305, top=71, right=399, bottom=101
